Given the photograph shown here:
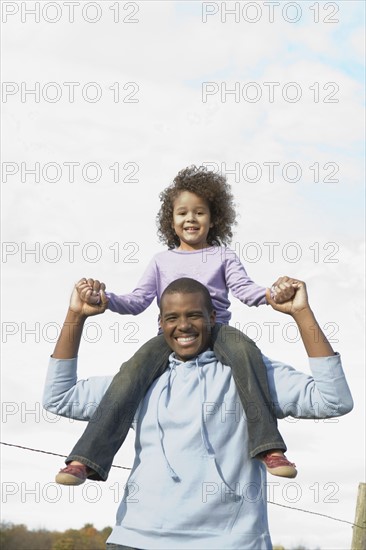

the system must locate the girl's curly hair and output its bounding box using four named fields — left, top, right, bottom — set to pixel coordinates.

left=157, top=165, right=237, bottom=249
